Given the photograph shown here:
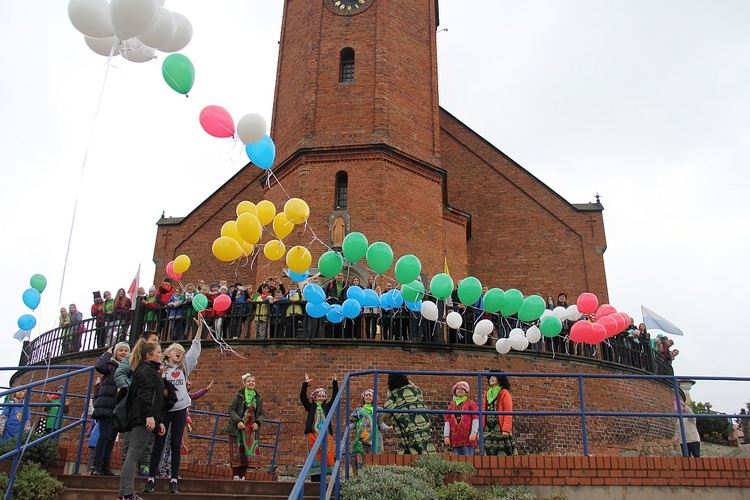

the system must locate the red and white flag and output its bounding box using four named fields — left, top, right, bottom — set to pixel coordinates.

left=127, top=264, right=141, bottom=308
